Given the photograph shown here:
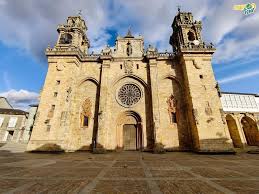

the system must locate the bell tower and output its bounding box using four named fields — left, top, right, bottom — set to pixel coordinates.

left=170, top=9, right=234, bottom=153
left=55, top=14, right=90, bottom=53
left=170, top=8, right=203, bottom=52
